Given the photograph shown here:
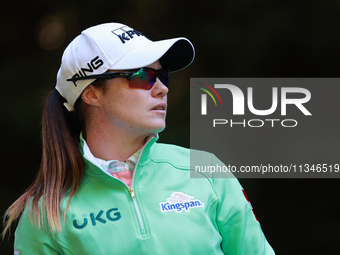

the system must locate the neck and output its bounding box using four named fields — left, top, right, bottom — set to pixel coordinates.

left=84, top=124, right=150, bottom=162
